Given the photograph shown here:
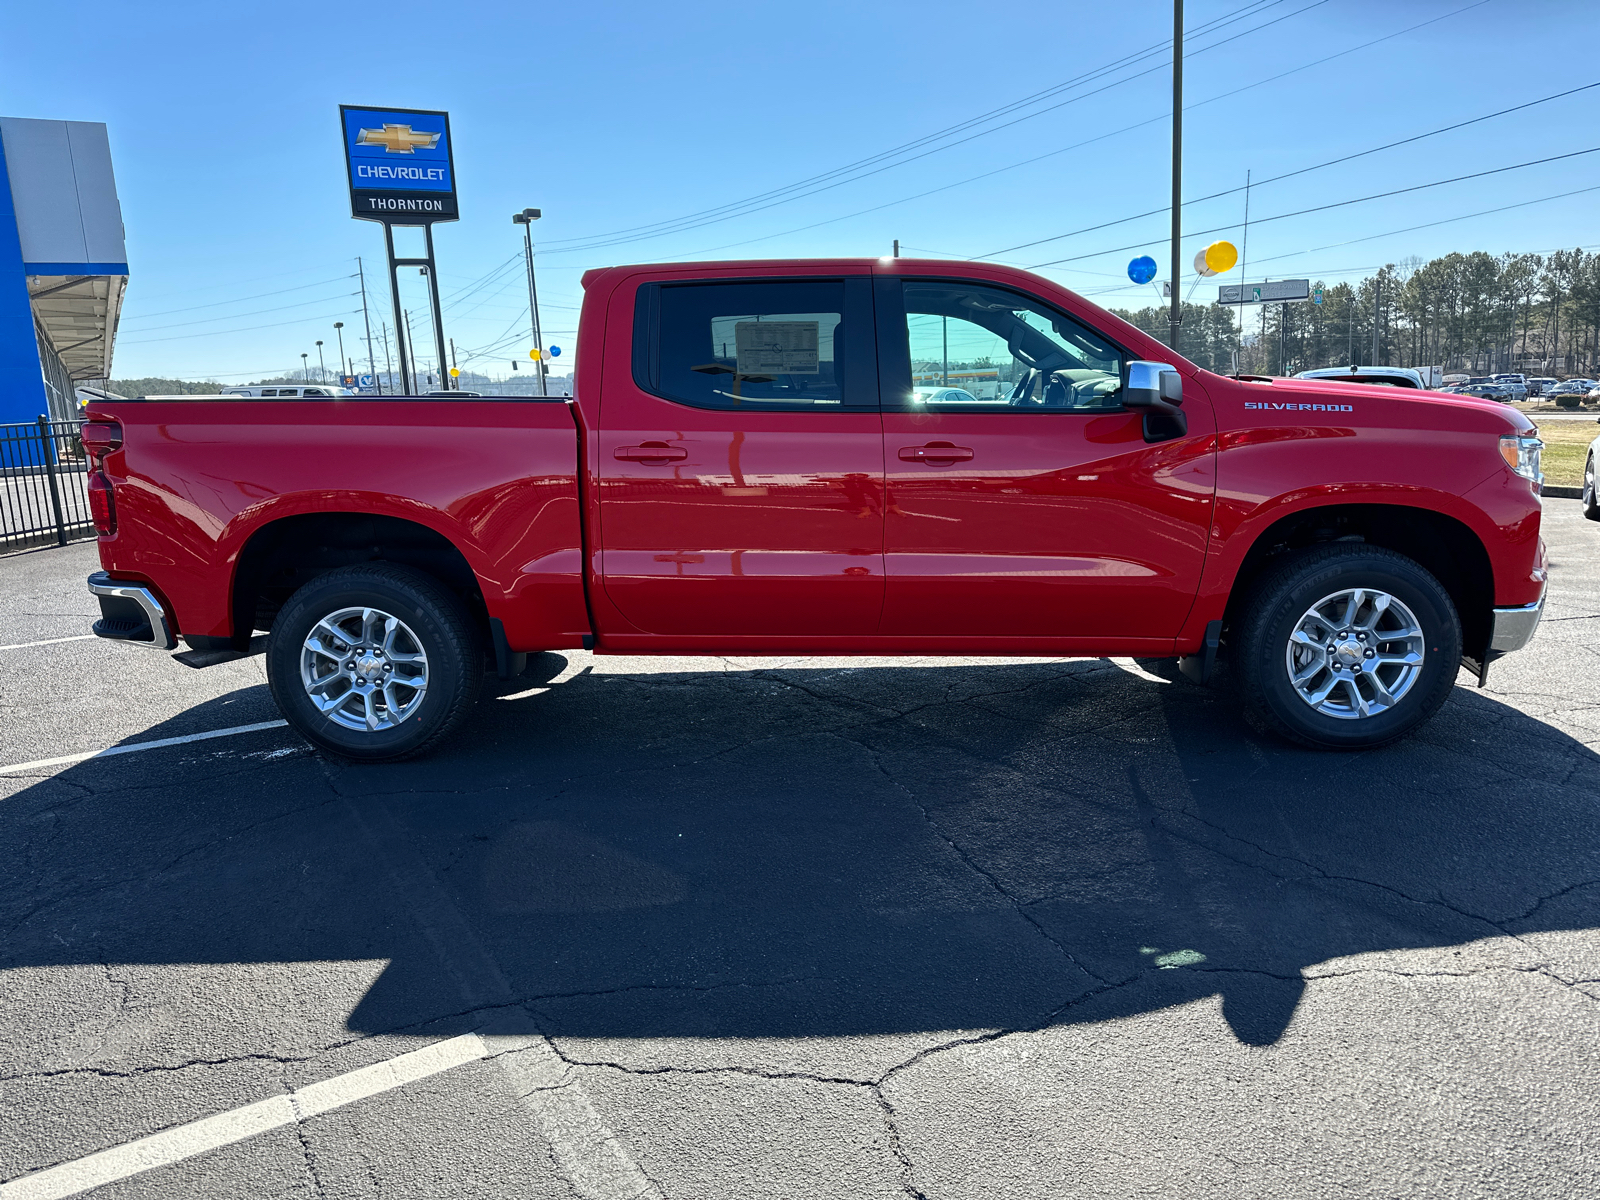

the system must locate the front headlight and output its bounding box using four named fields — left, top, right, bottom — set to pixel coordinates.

left=1499, top=433, right=1543, bottom=491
